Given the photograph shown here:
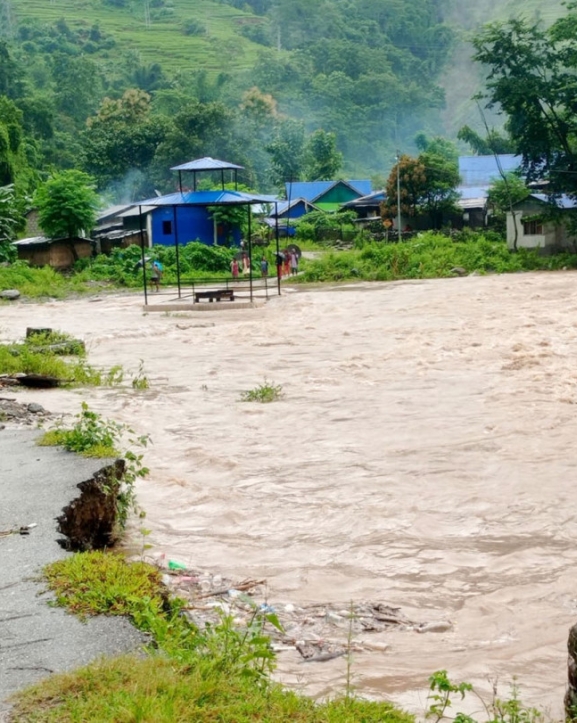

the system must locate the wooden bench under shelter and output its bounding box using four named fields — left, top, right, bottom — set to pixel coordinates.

left=194, top=289, right=235, bottom=303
